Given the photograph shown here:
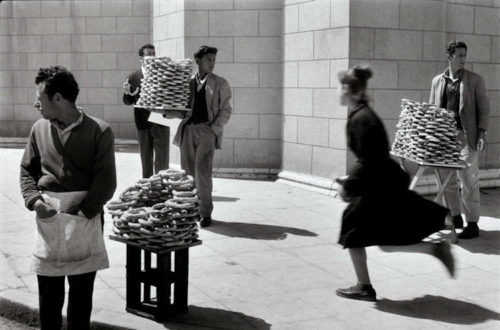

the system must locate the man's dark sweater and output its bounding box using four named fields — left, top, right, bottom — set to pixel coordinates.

left=20, top=113, right=117, bottom=218
left=188, top=81, right=209, bottom=124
